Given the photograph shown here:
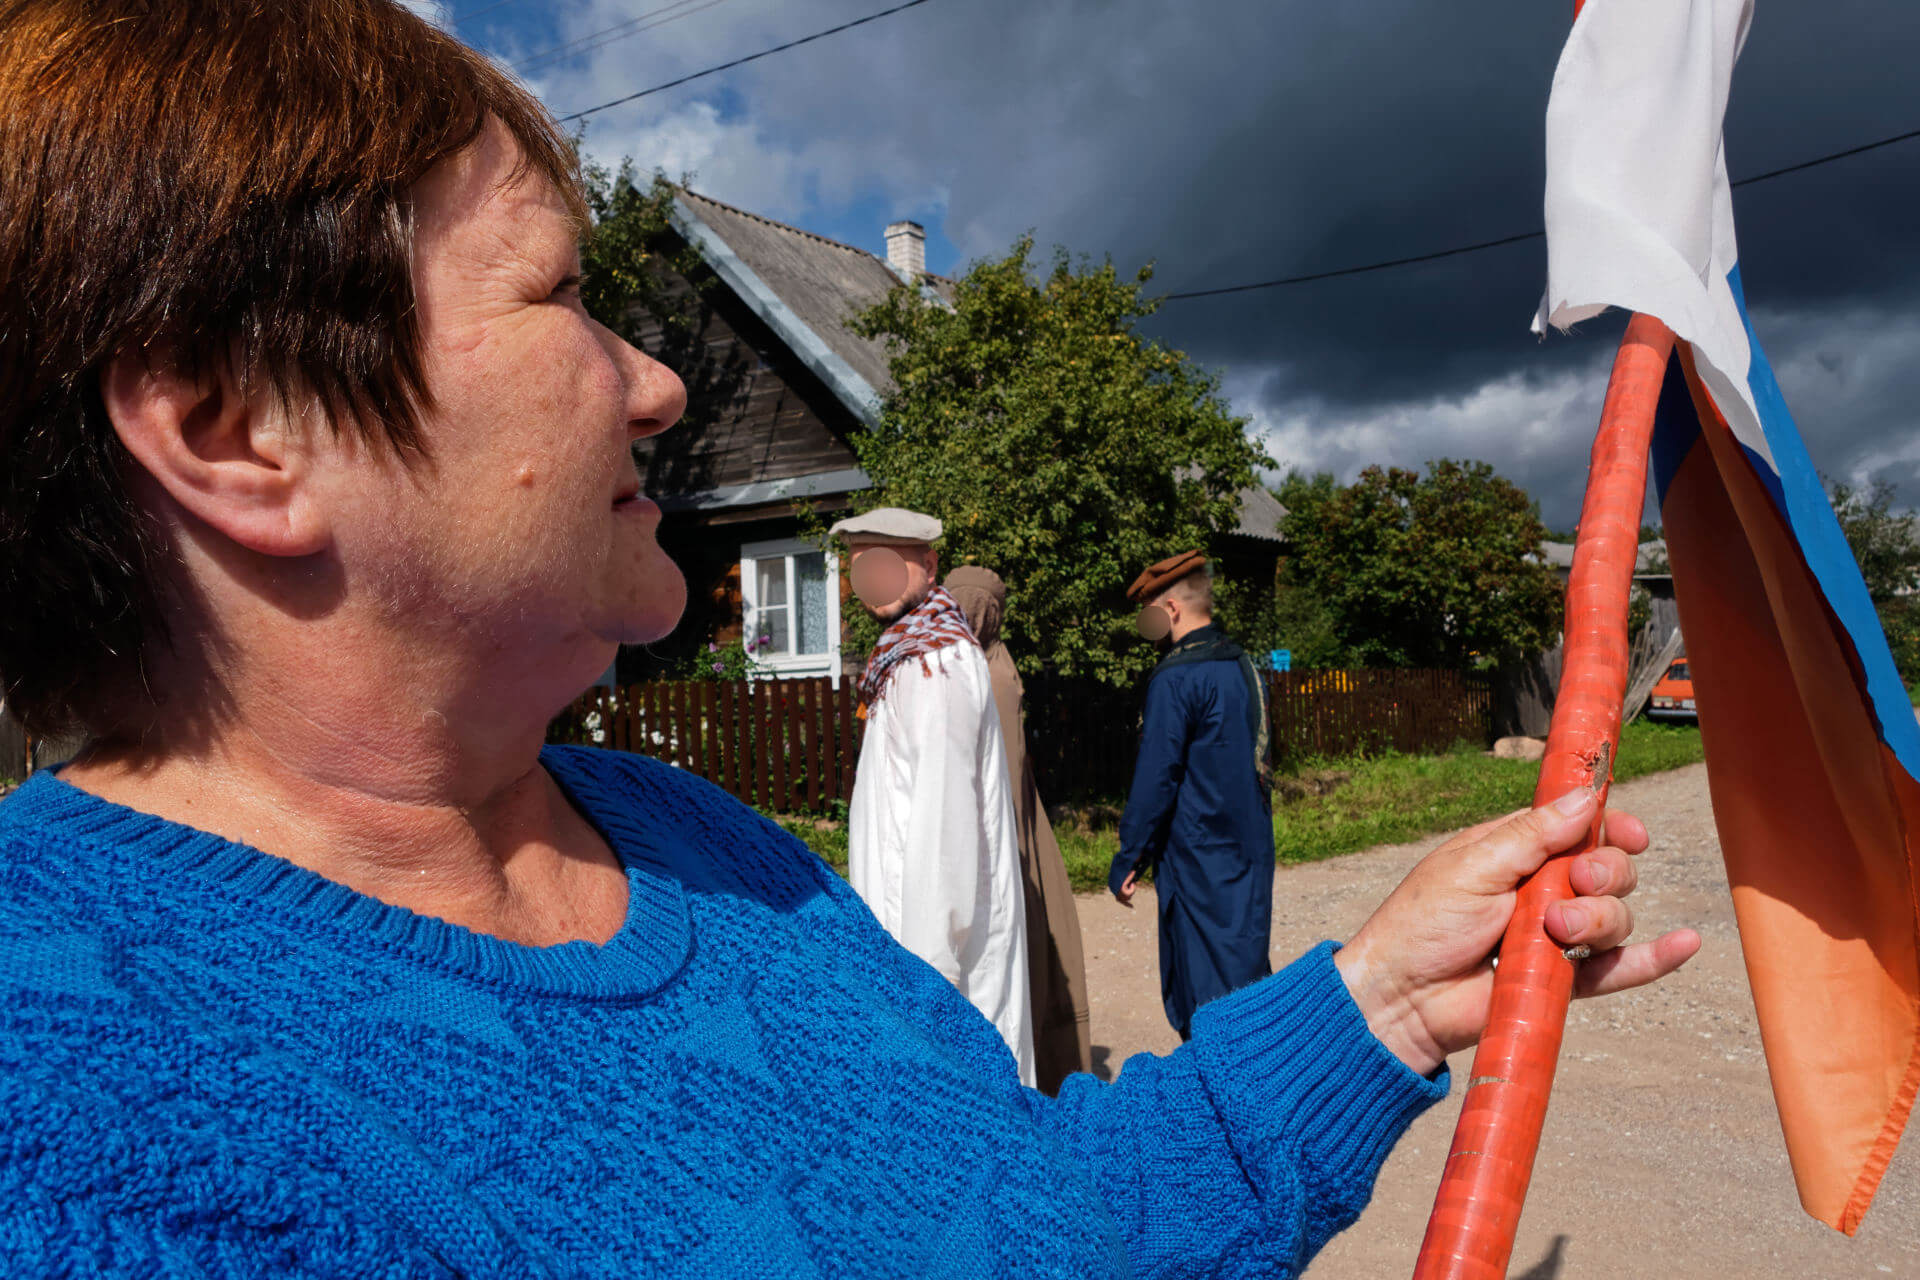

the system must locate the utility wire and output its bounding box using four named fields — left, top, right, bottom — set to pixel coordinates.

left=1728, top=124, right=1920, bottom=187
left=1164, top=230, right=1545, bottom=299
left=1163, top=125, right=1920, bottom=301
left=513, top=0, right=734, bottom=75
left=557, top=0, right=937, bottom=124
